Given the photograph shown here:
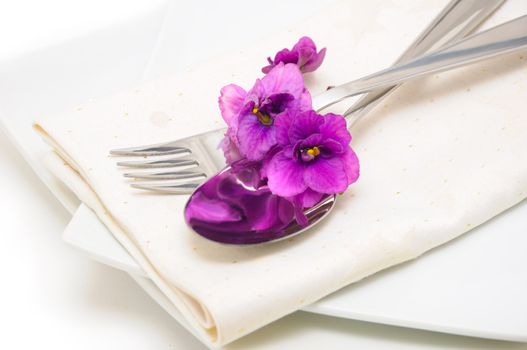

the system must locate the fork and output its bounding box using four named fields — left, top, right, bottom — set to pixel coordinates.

left=110, top=0, right=505, bottom=194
